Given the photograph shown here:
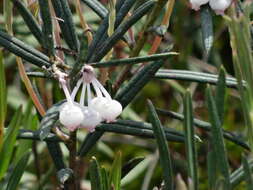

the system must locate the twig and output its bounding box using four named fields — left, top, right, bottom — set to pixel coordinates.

left=66, top=131, right=78, bottom=189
